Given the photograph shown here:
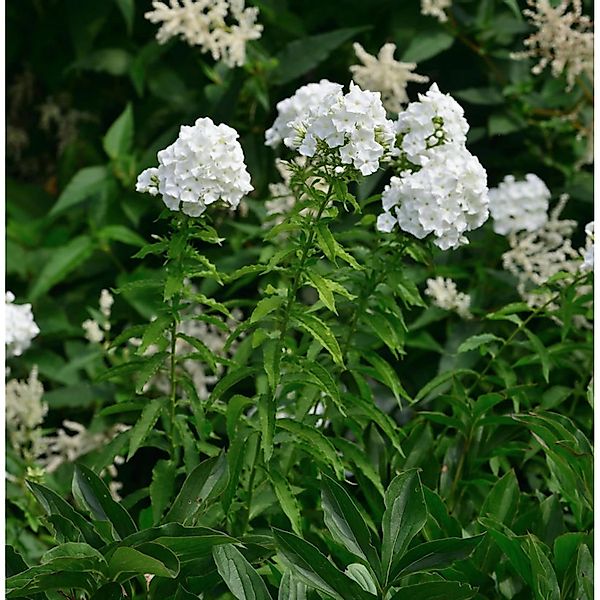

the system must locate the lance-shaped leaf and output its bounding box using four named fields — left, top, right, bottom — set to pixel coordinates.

left=320, top=474, right=380, bottom=573
left=213, top=544, right=273, bottom=600
left=165, top=454, right=228, bottom=524
left=72, top=464, right=137, bottom=540
left=291, top=312, right=343, bottom=366
left=273, top=529, right=375, bottom=600
left=107, top=542, right=179, bottom=582
left=278, top=570, right=307, bottom=600
left=381, top=469, right=427, bottom=585
left=387, top=581, right=476, bottom=600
